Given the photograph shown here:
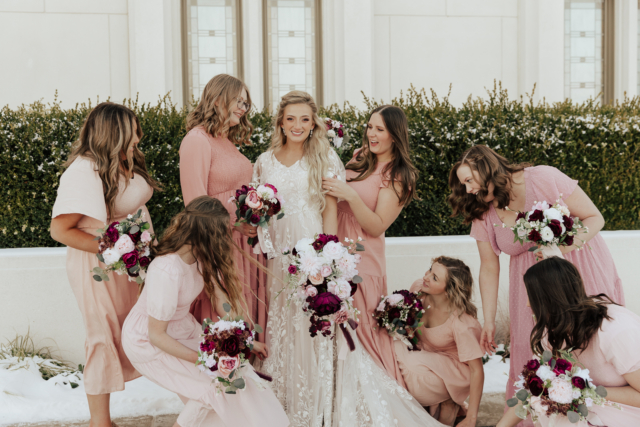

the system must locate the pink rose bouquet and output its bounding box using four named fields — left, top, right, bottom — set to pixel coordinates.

left=507, top=350, right=618, bottom=424
left=196, top=303, right=270, bottom=395
left=283, top=234, right=364, bottom=347
left=323, top=118, right=350, bottom=154
left=228, top=183, right=284, bottom=256
left=373, top=290, right=425, bottom=350
left=92, top=209, right=154, bottom=285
